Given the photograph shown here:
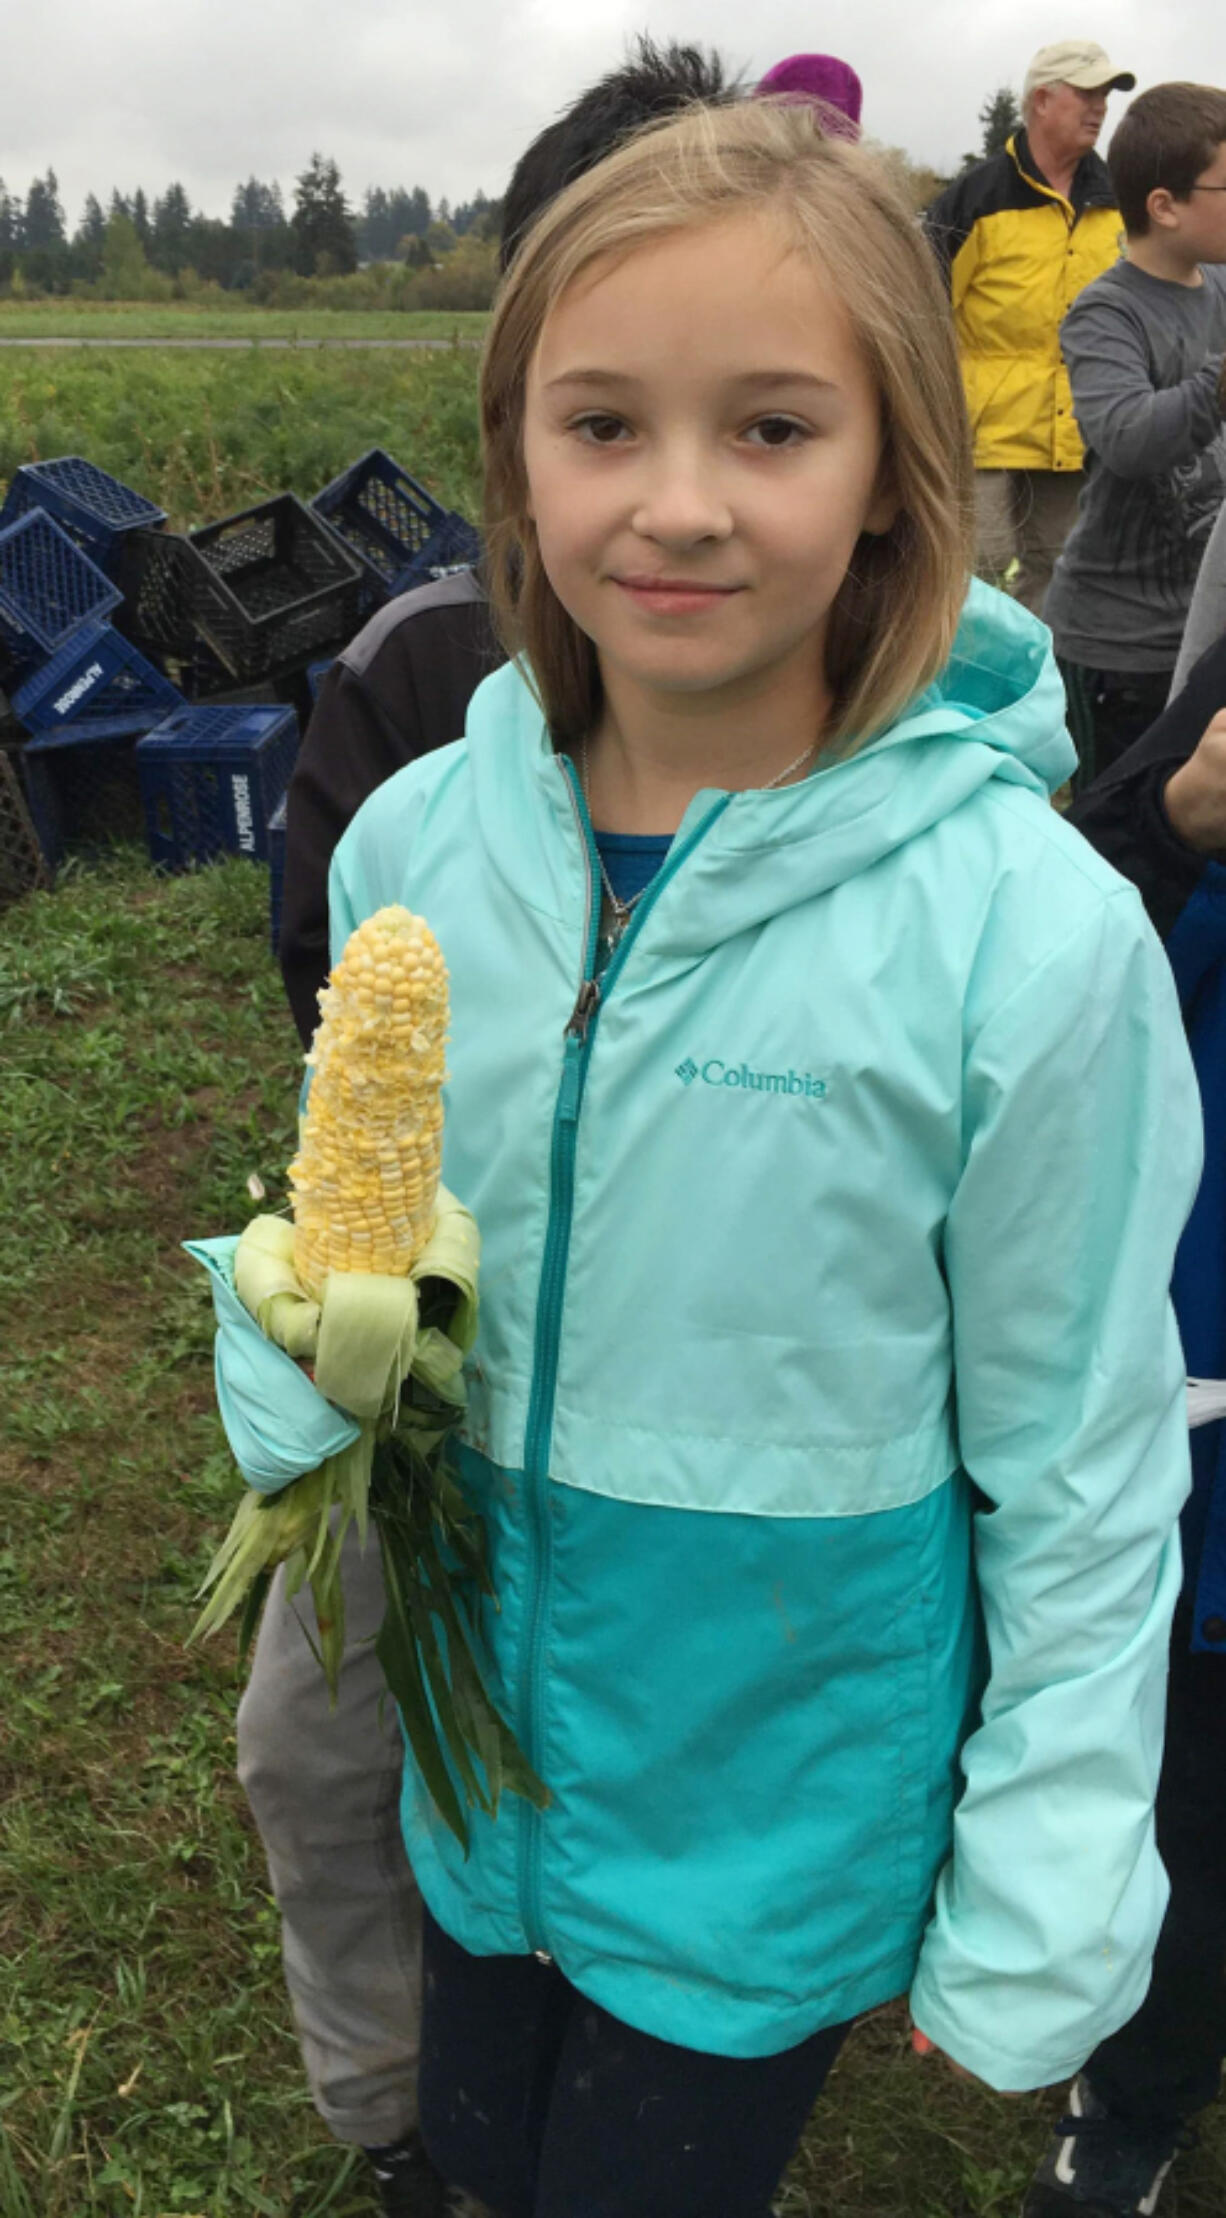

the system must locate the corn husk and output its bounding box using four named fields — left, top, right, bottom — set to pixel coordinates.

left=190, top=1188, right=546, bottom=1848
